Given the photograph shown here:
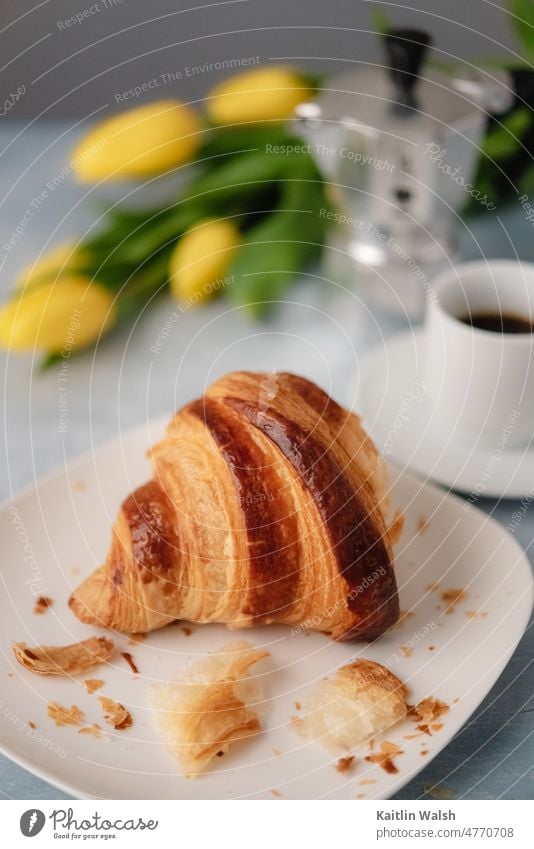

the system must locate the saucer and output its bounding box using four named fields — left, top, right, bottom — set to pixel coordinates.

left=356, top=329, right=534, bottom=499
